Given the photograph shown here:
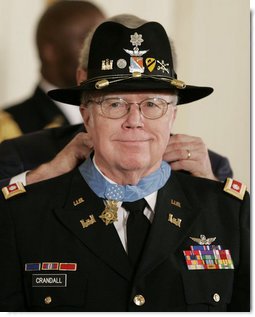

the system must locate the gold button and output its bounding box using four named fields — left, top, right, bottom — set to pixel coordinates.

left=44, top=296, right=52, bottom=305
left=213, top=293, right=220, bottom=302
left=133, top=294, right=145, bottom=306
